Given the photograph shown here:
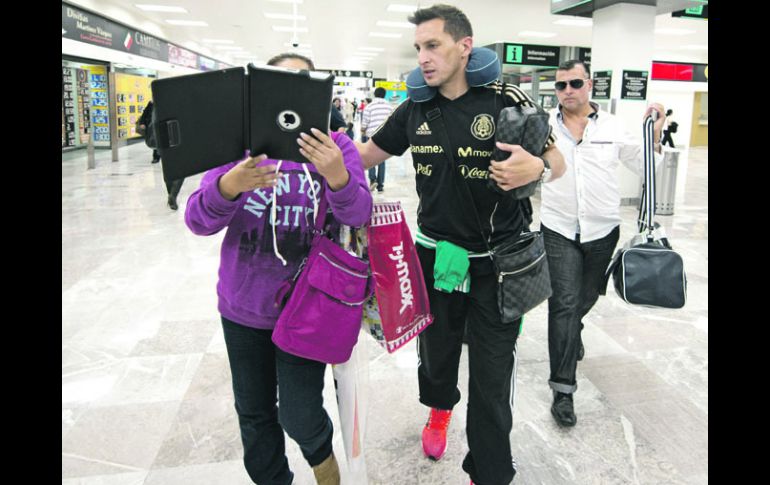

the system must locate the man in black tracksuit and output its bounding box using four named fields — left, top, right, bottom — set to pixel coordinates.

left=353, top=5, right=566, bottom=485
